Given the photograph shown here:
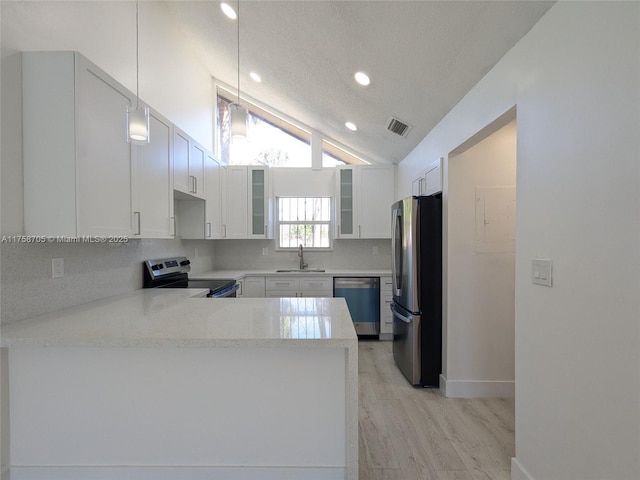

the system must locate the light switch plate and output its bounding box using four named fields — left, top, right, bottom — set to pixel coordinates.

left=532, top=259, right=552, bottom=287
left=52, top=258, right=64, bottom=278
